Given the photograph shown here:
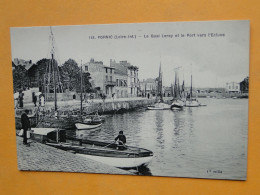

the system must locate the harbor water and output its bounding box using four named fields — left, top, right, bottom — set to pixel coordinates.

left=68, top=98, right=248, bottom=180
